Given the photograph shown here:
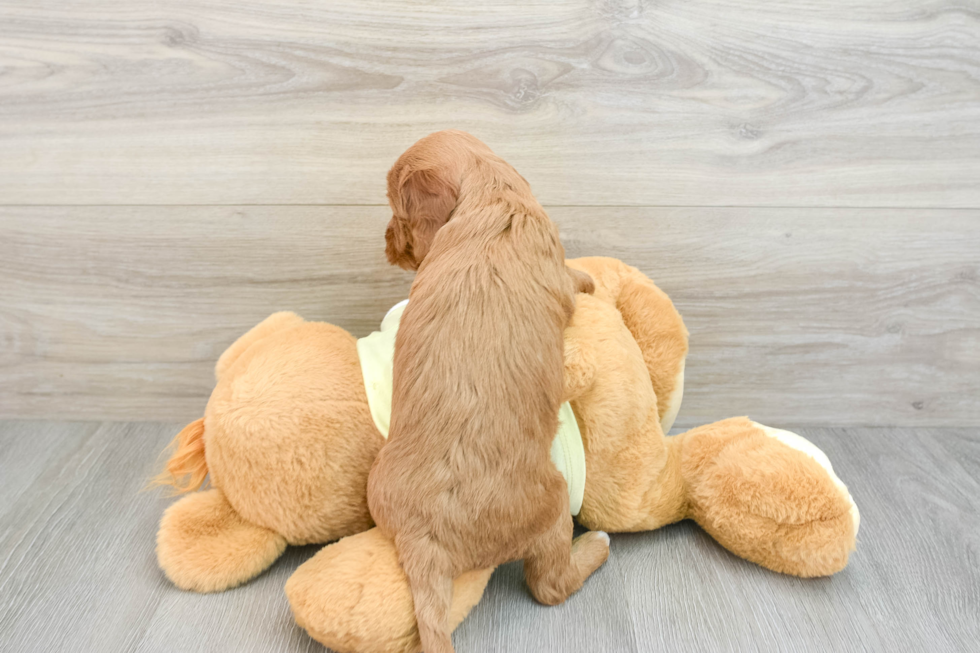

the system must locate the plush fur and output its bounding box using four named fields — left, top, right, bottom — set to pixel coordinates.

left=578, top=257, right=688, bottom=432
left=154, top=315, right=386, bottom=592
left=286, top=529, right=494, bottom=653
left=369, top=130, right=606, bottom=653
left=150, top=418, right=208, bottom=493
left=284, top=259, right=858, bottom=652
left=157, top=488, right=286, bottom=592
left=152, top=257, right=858, bottom=651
